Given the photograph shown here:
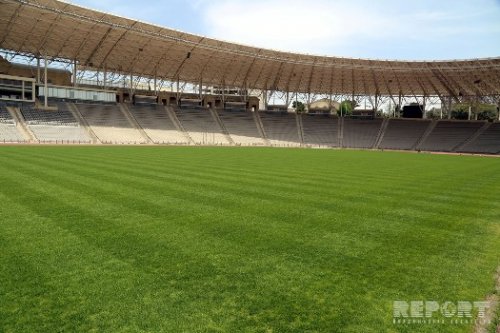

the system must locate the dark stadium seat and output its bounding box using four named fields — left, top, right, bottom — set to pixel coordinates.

left=419, top=121, right=484, bottom=152
left=301, top=114, right=339, bottom=147
left=259, top=111, right=300, bottom=146
left=458, top=122, right=500, bottom=154
left=129, top=104, right=188, bottom=144
left=217, top=110, right=265, bottom=145
left=174, top=107, right=228, bottom=145
left=379, top=119, right=431, bottom=150
left=342, top=119, right=383, bottom=149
